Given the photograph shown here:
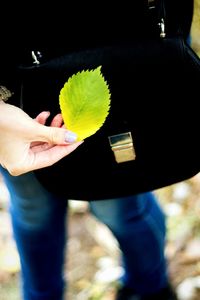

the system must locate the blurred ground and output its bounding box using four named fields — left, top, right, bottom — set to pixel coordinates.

left=2, top=175, right=200, bottom=300
left=0, top=2, right=200, bottom=299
